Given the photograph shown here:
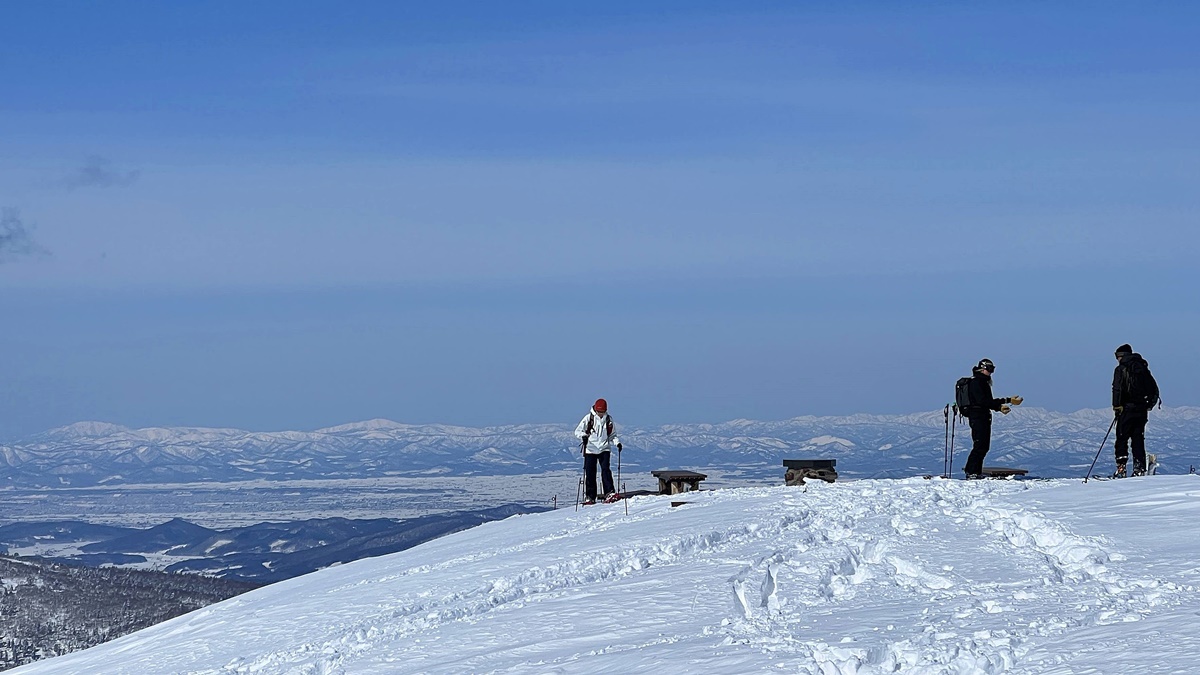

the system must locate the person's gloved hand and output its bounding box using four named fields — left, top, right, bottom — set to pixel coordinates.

left=617, top=442, right=623, bottom=452
left=1008, top=395, right=1023, bottom=406
left=1000, top=404, right=1011, bottom=414
left=1114, top=405, right=1124, bottom=416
